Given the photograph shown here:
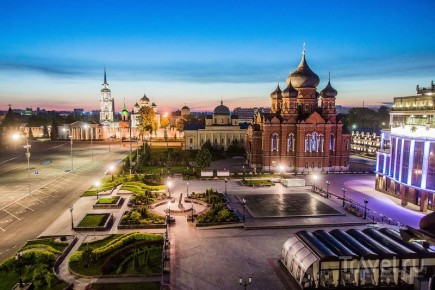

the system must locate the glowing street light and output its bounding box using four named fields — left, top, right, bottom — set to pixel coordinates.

left=13, top=134, right=32, bottom=196
left=95, top=181, right=100, bottom=200
left=279, top=165, right=285, bottom=180
left=312, top=174, right=318, bottom=190
left=167, top=180, right=173, bottom=198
